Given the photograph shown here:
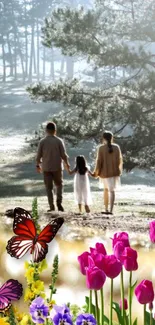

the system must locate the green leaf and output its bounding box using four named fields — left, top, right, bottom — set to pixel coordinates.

left=130, top=280, right=137, bottom=299
left=132, top=318, right=138, bottom=325
left=145, top=311, right=155, bottom=325
left=85, top=296, right=96, bottom=317
left=112, top=302, right=124, bottom=325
